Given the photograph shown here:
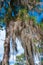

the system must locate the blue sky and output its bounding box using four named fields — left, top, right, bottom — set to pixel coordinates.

left=0, top=29, right=24, bottom=65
